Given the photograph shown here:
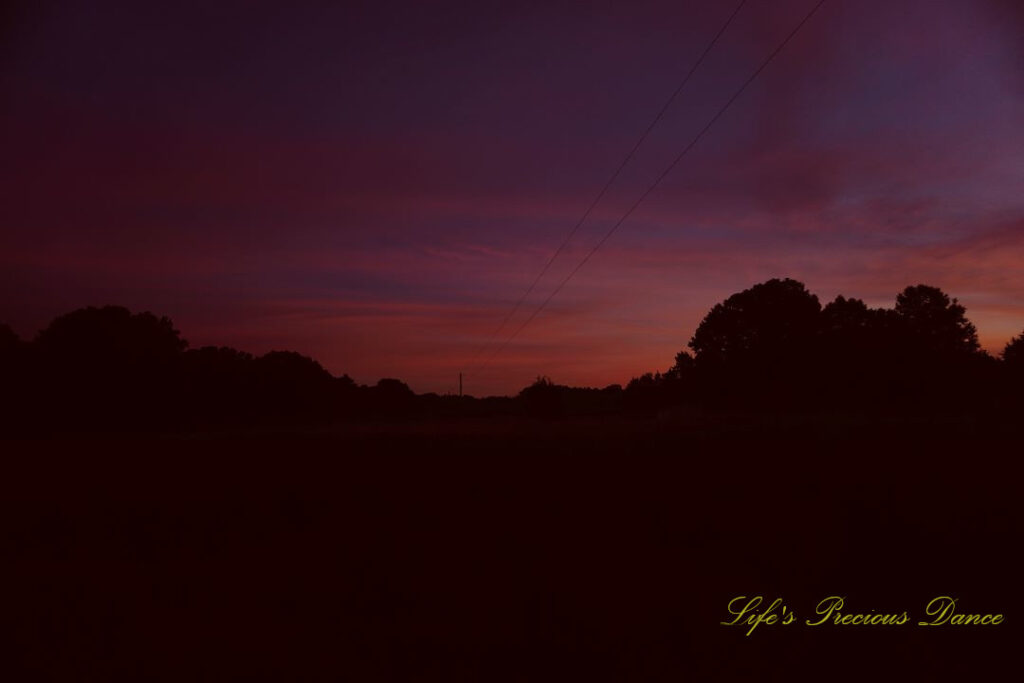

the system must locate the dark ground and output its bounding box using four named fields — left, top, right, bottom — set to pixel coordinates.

left=3, top=413, right=1021, bottom=681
